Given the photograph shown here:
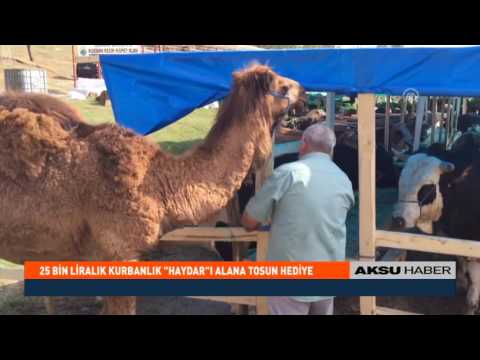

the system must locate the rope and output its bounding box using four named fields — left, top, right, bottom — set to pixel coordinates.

left=270, top=91, right=292, bottom=116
